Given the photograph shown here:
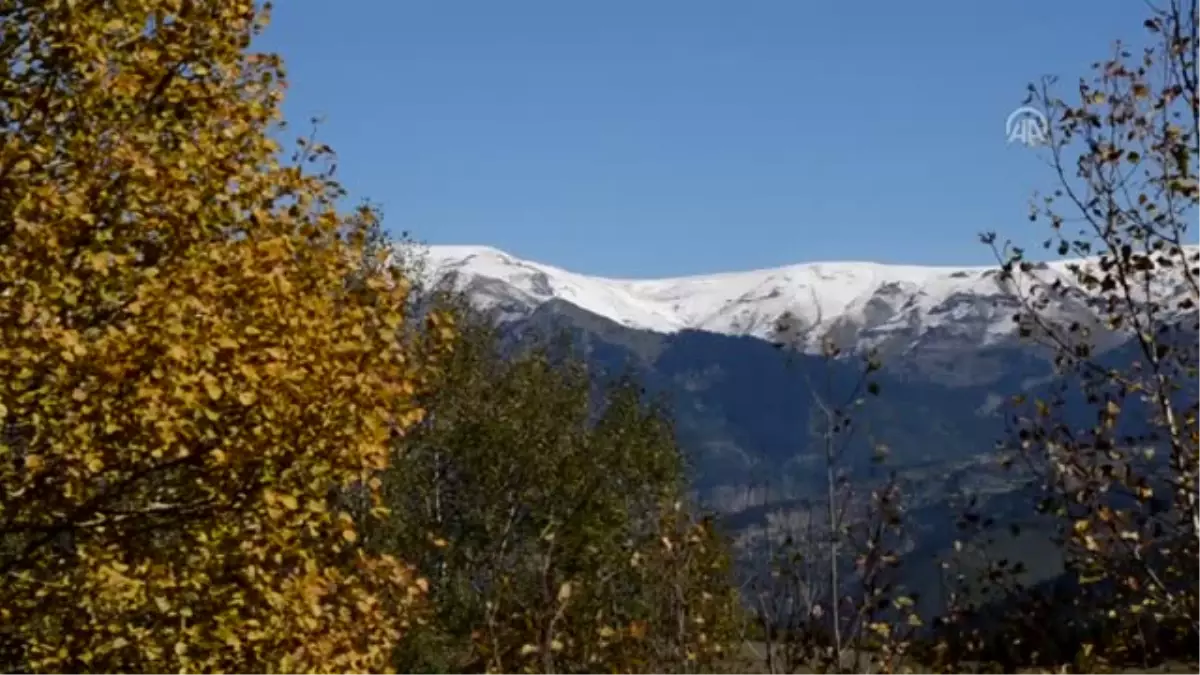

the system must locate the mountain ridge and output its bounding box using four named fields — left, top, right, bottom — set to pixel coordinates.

left=417, top=243, right=1198, bottom=365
